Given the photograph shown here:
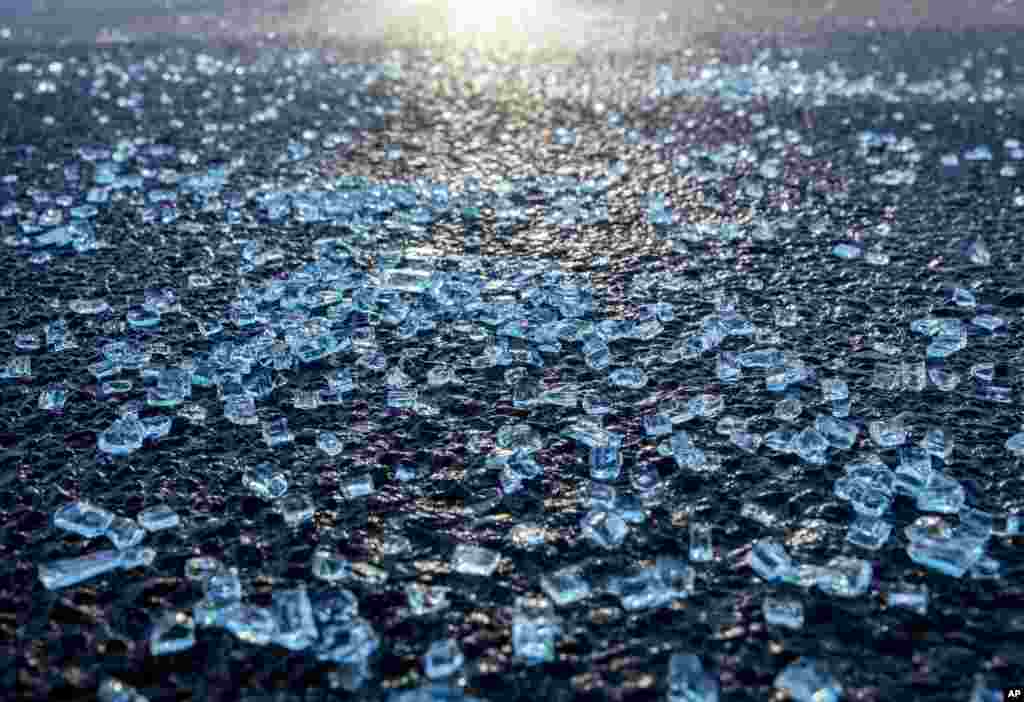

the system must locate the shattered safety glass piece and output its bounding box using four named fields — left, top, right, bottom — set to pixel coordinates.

left=53, top=501, right=115, bottom=538
left=774, top=659, right=842, bottom=702
left=38, top=549, right=123, bottom=590
left=668, top=653, right=719, bottom=702
left=451, top=544, right=501, bottom=576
